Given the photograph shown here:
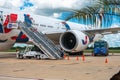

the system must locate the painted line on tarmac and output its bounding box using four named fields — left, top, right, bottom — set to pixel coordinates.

left=0, top=75, right=44, bottom=80
left=0, top=75, right=64, bottom=80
